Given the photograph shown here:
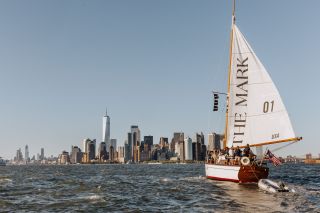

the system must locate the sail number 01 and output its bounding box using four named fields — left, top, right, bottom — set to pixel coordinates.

left=263, top=101, right=274, bottom=113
